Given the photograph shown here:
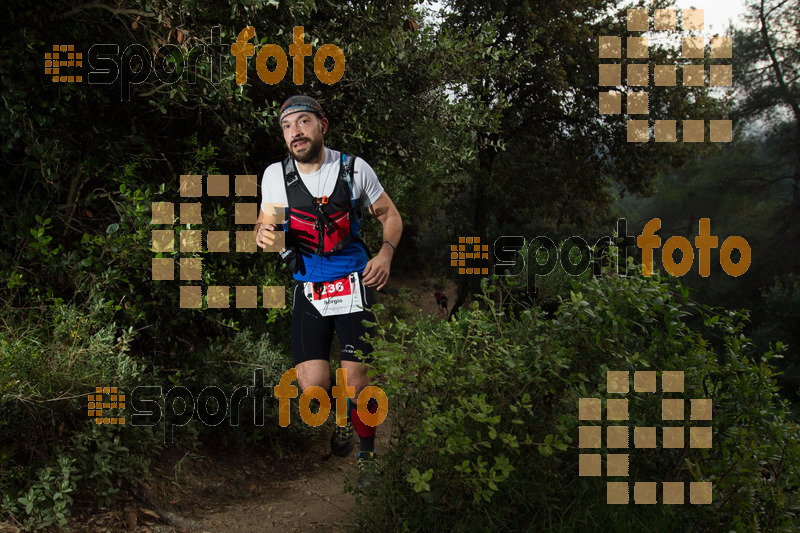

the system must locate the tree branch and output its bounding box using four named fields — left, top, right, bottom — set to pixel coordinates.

left=61, top=3, right=157, bottom=19
left=759, top=0, right=800, bottom=211
left=758, top=0, right=800, bottom=124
